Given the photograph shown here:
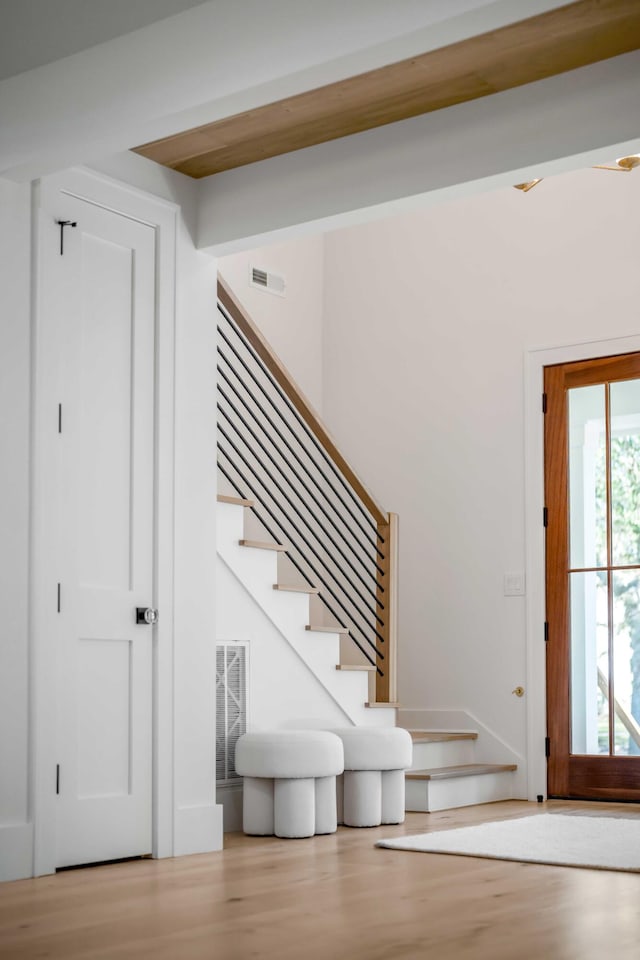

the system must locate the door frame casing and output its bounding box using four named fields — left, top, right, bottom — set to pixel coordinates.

left=524, top=331, right=640, bottom=802
left=30, top=167, right=177, bottom=876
